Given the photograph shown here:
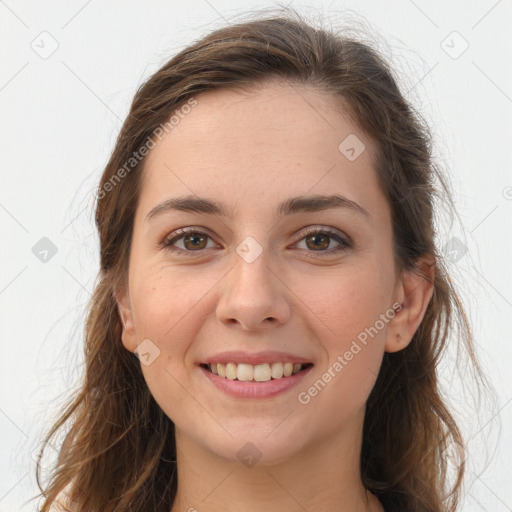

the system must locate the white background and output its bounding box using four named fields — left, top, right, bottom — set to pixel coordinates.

left=0, top=1, right=511, bottom=510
